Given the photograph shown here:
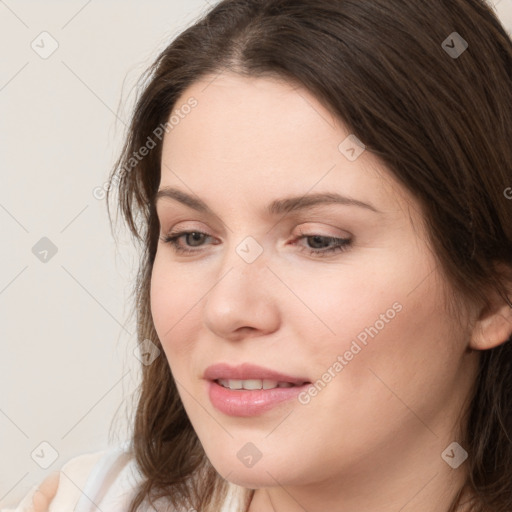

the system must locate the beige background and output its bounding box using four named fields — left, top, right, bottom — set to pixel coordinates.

left=0, top=0, right=511, bottom=508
